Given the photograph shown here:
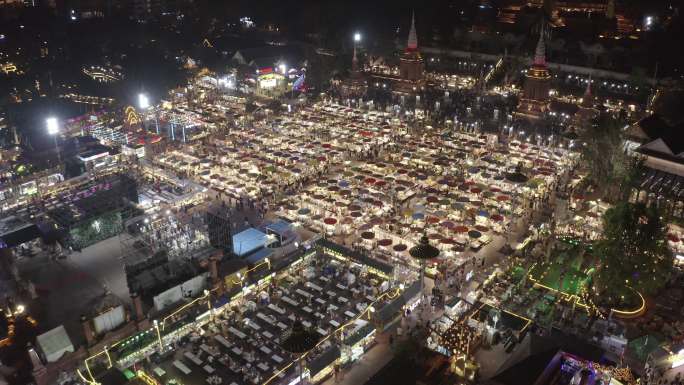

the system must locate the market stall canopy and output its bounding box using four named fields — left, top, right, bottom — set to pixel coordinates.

left=37, top=325, right=74, bottom=363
